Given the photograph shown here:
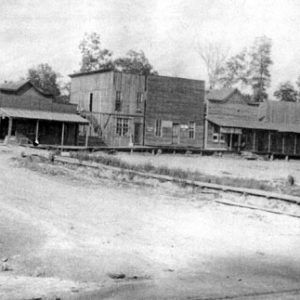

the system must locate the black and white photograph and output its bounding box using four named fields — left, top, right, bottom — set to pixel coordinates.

left=0, top=0, right=300, bottom=299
